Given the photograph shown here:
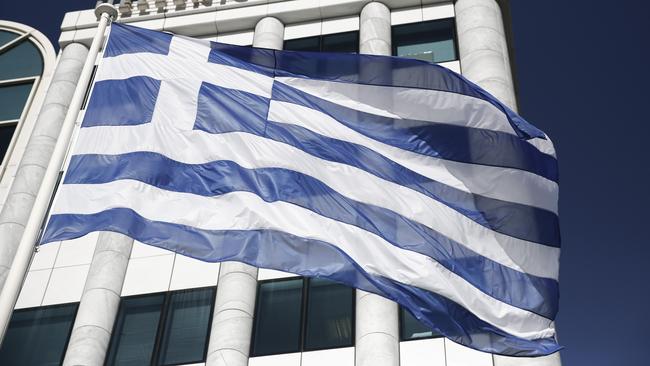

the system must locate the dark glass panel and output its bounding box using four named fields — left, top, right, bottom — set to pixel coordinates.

left=392, top=19, right=457, bottom=63
left=0, top=123, right=17, bottom=162
left=0, top=303, right=77, bottom=366
left=399, top=306, right=441, bottom=341
left=0, top=30, right=19, bottom=48
left=321, top=31, right=358, bottom=53
left=251, top=278, right=303, bottom=356
left=0, top=81, right=33, bottom=121
left=0, top=39, right=44, bottom=79
left=284, top=36, right=320, bottom=52
left=304, top=278, right=354, bottom=350
left=158, top=288, right=213, bottom=365
left=106, top=294, right=165, bottom=366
